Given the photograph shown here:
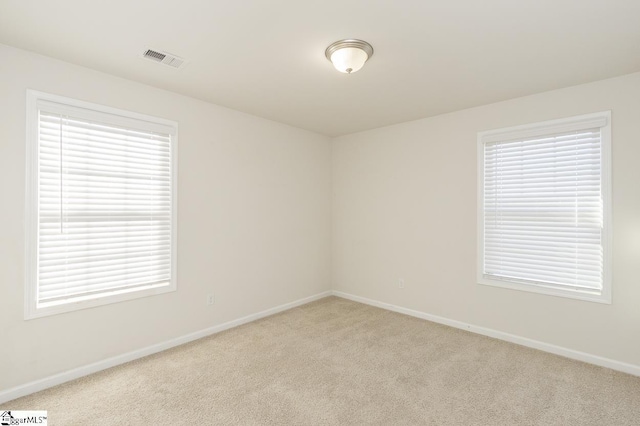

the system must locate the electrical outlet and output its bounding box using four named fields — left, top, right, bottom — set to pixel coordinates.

left=207, top=294, right=215, bottom=306
left=398, top=279, right=405, bottom=289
